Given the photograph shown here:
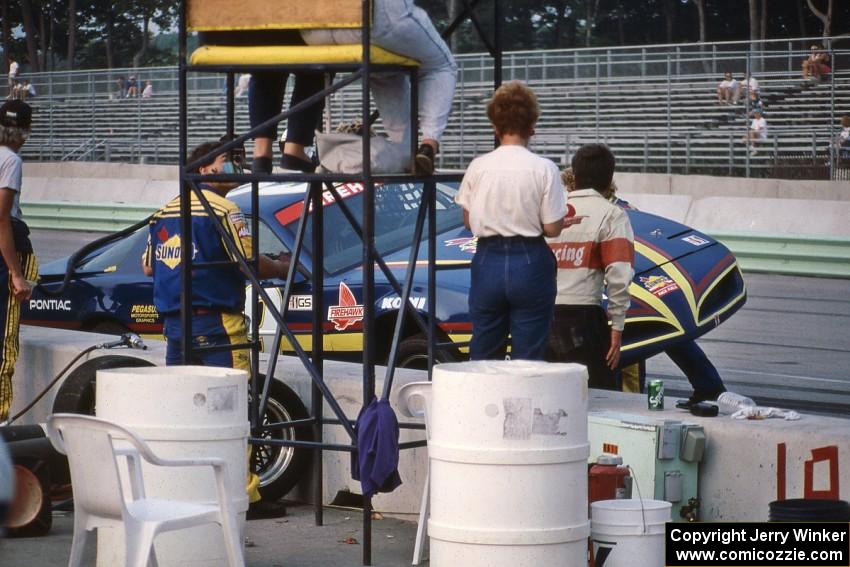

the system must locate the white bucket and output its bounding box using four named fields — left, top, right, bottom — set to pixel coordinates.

left=400, top=360, right=590, bottom=567
left=95, top=366, right=249, bottom=567
left=590, top=499, right=671, bottom=567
